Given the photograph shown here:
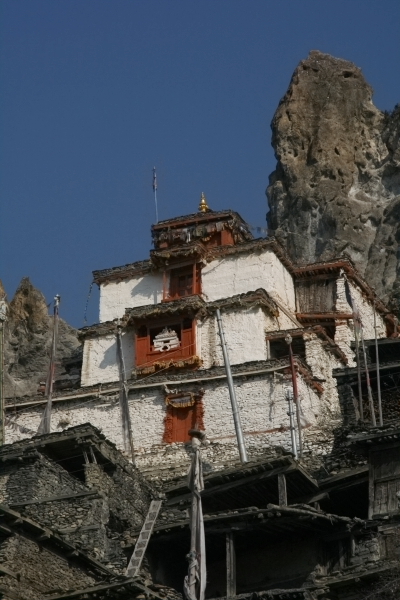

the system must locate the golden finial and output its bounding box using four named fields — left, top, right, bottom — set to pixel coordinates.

left=198, top=192, right=210, bottom=213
